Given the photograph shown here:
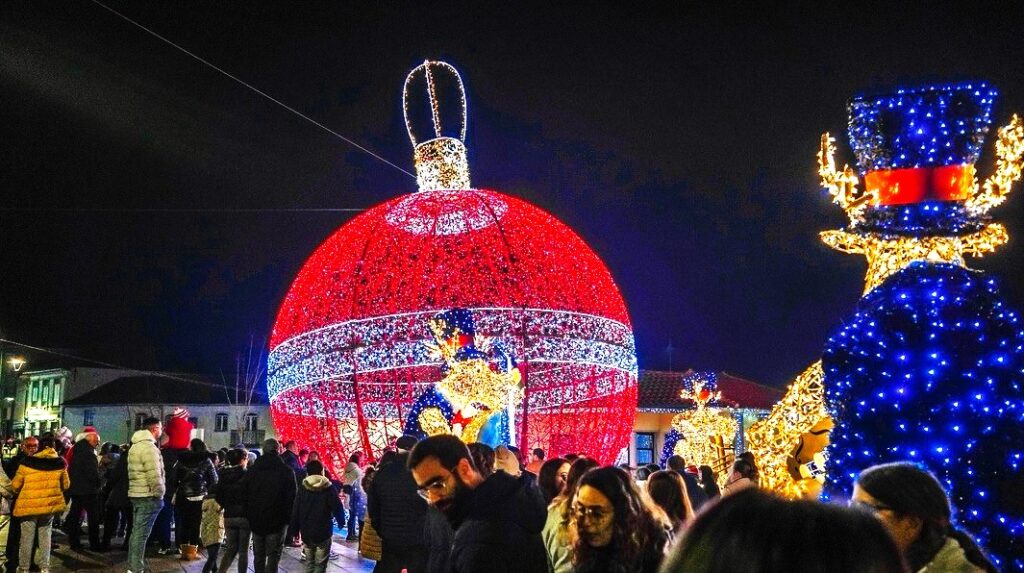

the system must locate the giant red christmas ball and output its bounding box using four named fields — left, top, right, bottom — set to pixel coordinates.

left=268, top=187, right=637, bottom=470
